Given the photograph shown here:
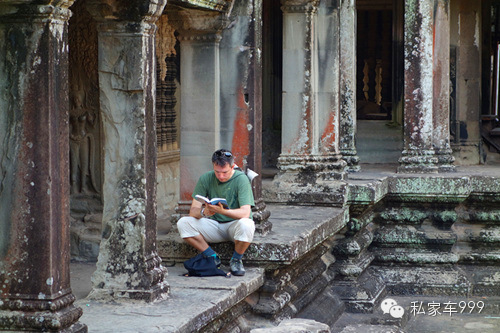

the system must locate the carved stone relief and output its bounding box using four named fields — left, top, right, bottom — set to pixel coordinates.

left=69, top=0, right=101, bottom=199
left=68, top=0, right=103, bottom=261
